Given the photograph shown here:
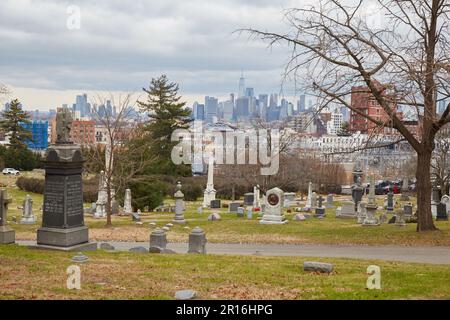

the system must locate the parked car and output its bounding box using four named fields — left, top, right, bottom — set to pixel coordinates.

left=2, top=168, right=20, bottom=175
